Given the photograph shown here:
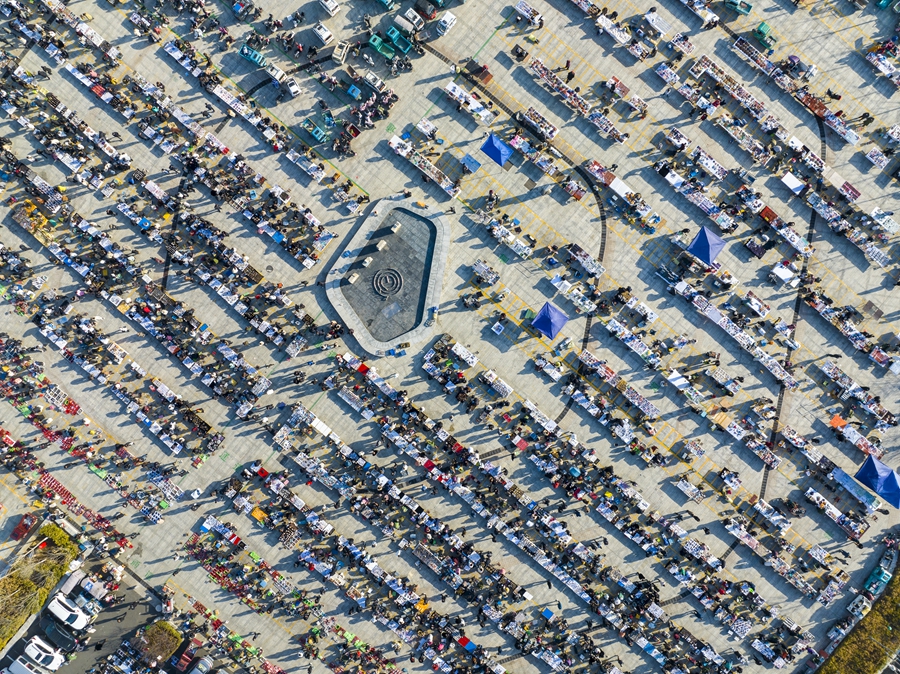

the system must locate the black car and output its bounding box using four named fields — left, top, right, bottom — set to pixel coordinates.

left=414, top=0, right=436, bottom=20
left=40, top=617, right=78, bottom=653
